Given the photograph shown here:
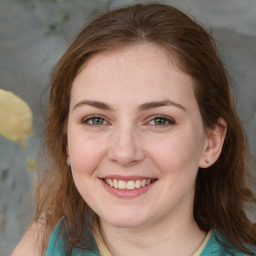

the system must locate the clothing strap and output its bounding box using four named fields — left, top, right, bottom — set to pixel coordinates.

left=192, top=230, right=213, bottom=256
left=92, top=220, right=212, bottom=256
